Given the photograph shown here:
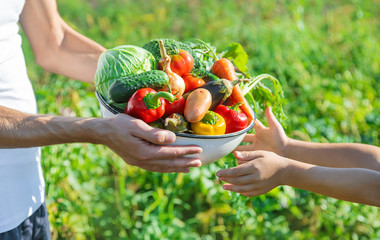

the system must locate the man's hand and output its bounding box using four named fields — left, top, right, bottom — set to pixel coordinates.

left=99, top=114, right=202, bottom=173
